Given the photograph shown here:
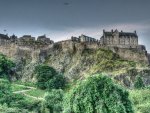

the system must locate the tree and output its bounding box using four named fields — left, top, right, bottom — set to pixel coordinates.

left=46, top=73, right=66, bottom=90
left=0, top=54, right=15, bottom=81
left=35, top=65, right=66, bottom=90
left=42, top=89, right=63, bottom=113
left=0, top=79, right=12, bottom=105
left=35, top=65, right=57, bottom=89
left=134, top=75, right=145, bottom=89
left=63, top=74, right=134, bottom=113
